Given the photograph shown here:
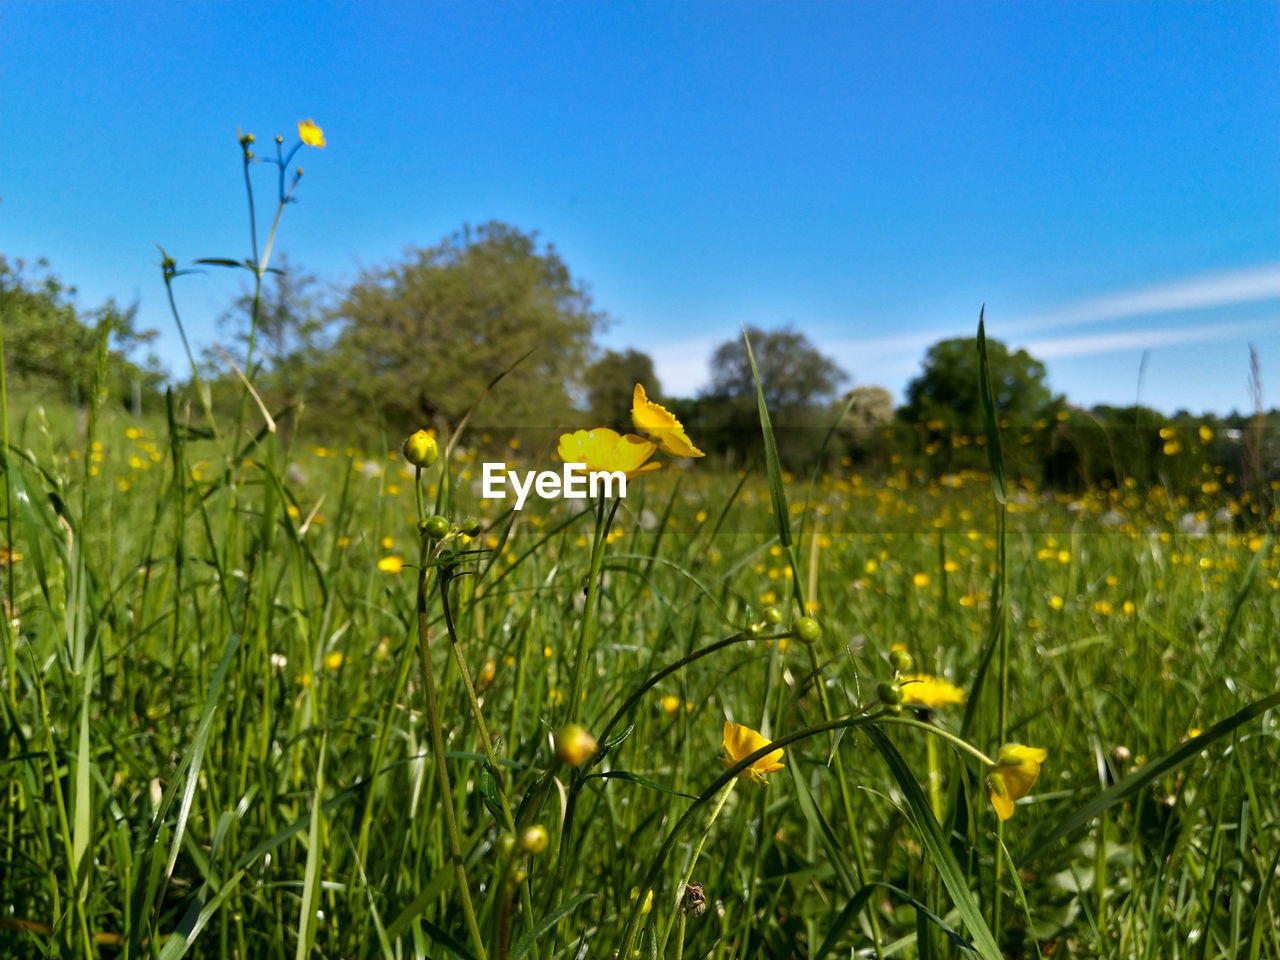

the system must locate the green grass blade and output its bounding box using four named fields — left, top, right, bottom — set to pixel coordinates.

left=976, top=310, right=1007, bottom=505
left=508, top=893, right=595, bottom=960
left=867, top=726, right=1003, bottom=960
left=1031, top=690, right=1280, bottom=858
